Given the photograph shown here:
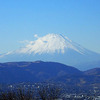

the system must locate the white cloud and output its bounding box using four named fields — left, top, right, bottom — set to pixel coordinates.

left=19, top=40, right=30, bottom=44
left=34, top=34, right=38, bottom=38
